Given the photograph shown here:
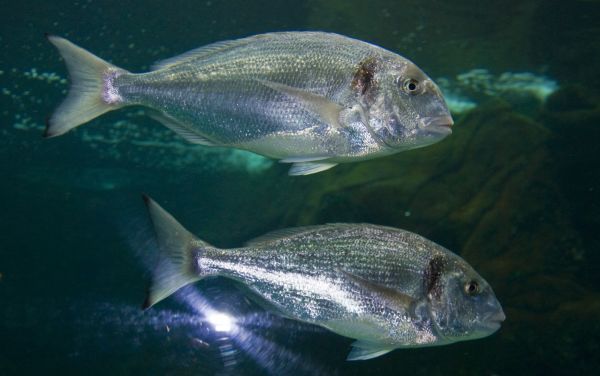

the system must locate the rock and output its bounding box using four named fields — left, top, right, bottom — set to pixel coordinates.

left=275, top=98, right=597, bottom=371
